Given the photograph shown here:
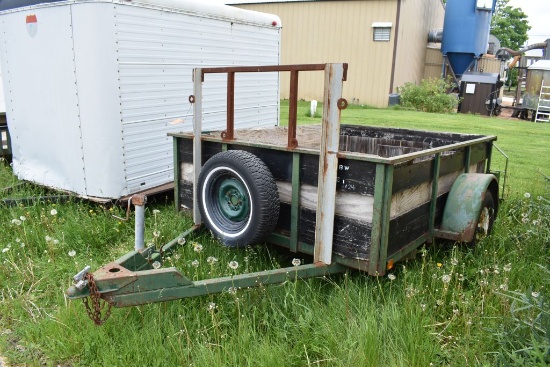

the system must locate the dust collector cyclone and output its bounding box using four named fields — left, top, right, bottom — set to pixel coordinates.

left=441, top=0, right=497, bottom=77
